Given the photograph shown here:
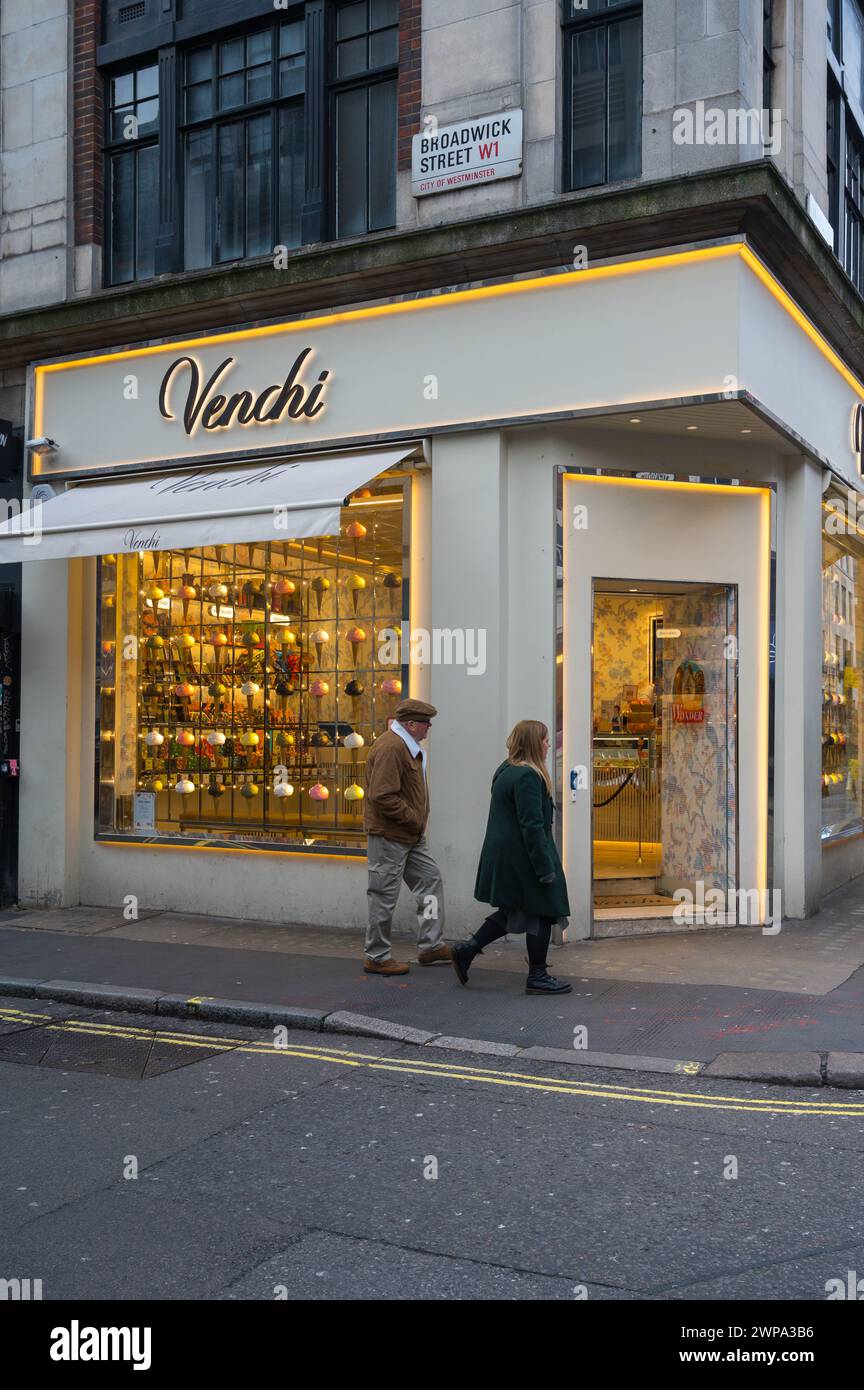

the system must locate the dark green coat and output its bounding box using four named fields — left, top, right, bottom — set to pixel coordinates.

left=474, top=762, right=570, bottom=919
